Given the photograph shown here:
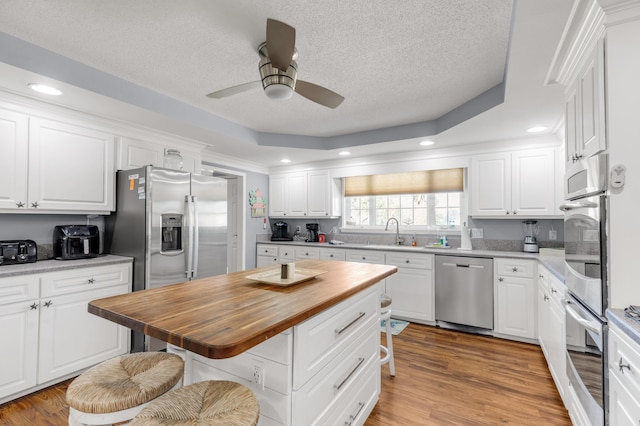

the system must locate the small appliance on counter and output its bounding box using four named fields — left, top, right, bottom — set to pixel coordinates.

left=306, top=223, right=319, bottom=242
left=53, top=225, right=101, bottom=260
left=0, top=240, right=37, bottom=265
left=271, top=221, right=293, bottom=241
left=522, top=220, right=539, bottom=253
